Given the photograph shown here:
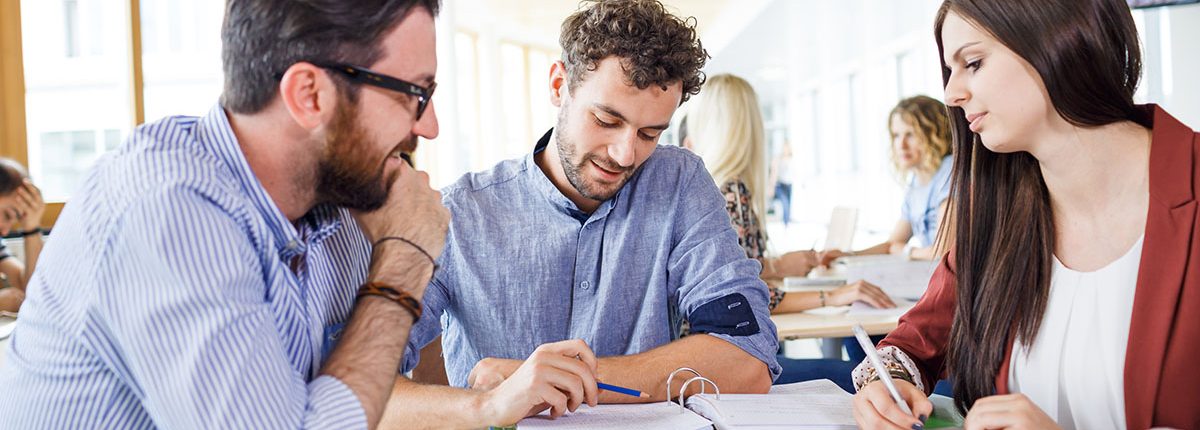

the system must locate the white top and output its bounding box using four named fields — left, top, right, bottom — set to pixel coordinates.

left=1009, top=235, right=1142, bottom=430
